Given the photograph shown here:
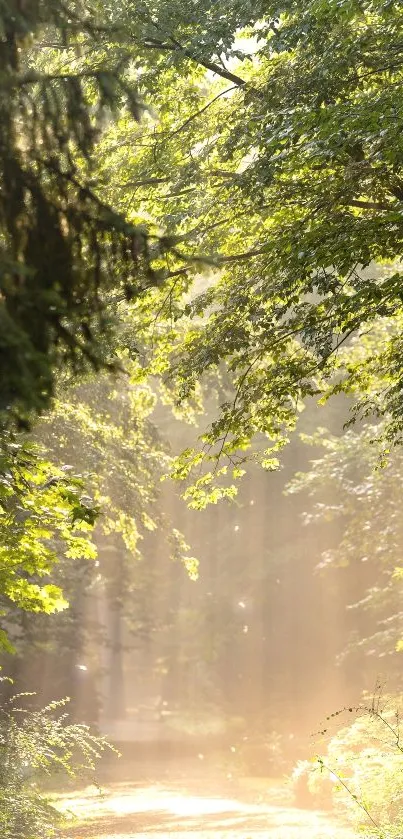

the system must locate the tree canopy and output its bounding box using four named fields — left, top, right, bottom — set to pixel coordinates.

left=3, top=0, right=403, bottom=460
left=88, top=0, right=403, bottom=500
